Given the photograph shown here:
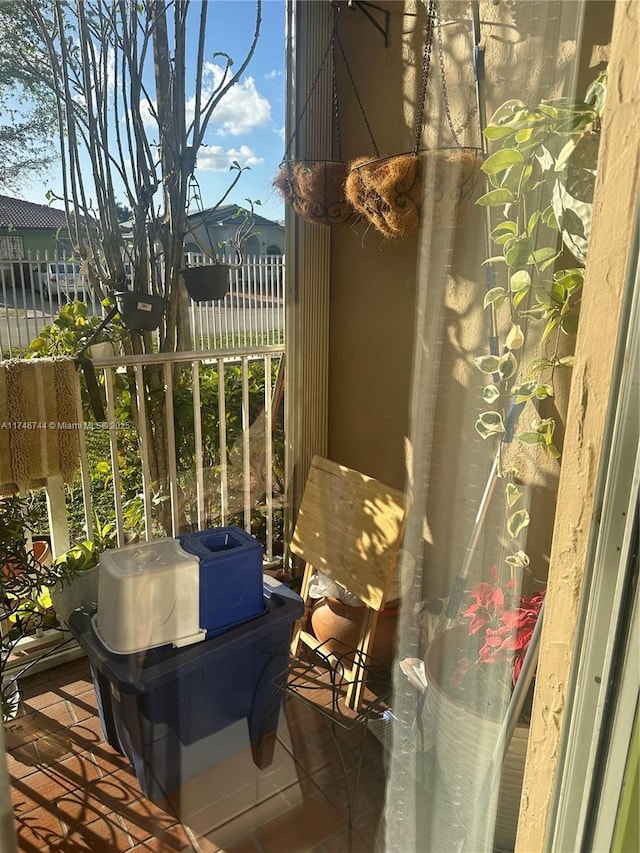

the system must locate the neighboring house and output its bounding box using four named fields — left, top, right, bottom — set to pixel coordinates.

left=185, top=203, right=285, bottom=259
left=0, top=195, right=76, bottom=262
